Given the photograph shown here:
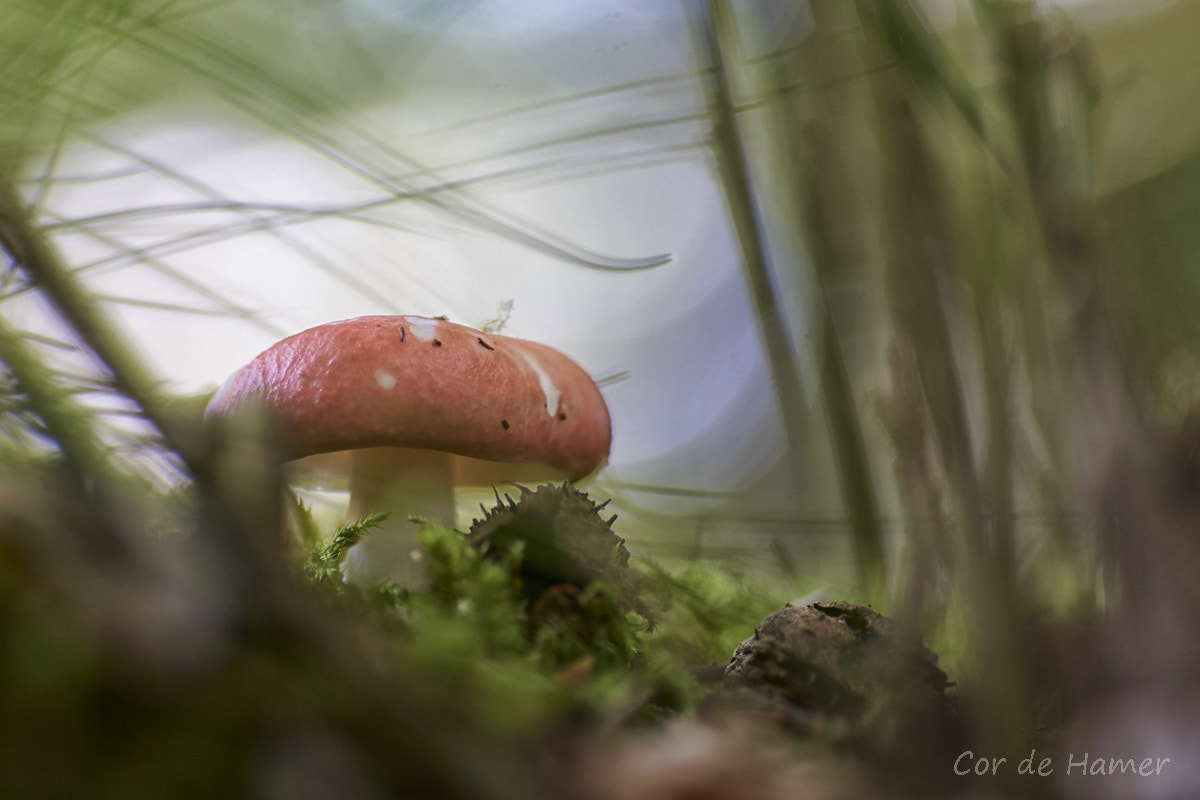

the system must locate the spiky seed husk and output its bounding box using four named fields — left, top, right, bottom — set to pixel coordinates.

left=468, top=483, right=633, bottom=605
